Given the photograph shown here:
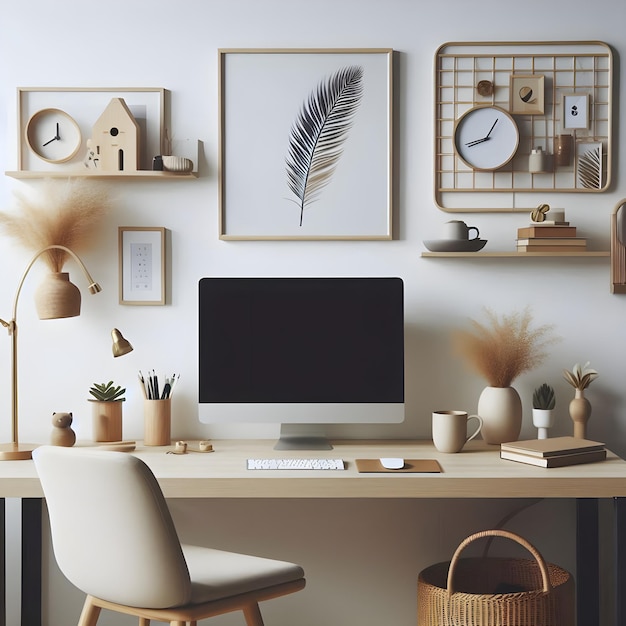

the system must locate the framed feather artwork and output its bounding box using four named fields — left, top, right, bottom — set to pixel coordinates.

left=218, top=49, right=393, bottom=240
